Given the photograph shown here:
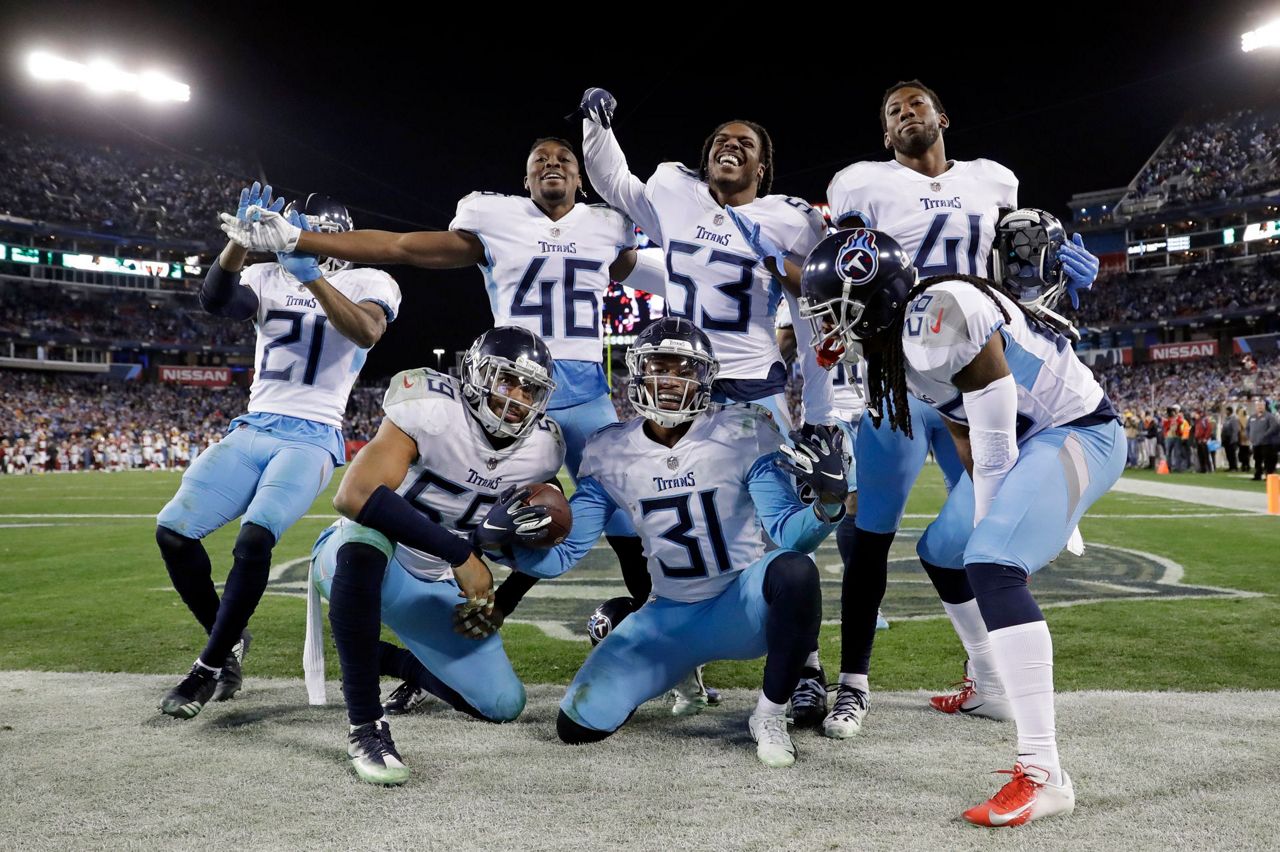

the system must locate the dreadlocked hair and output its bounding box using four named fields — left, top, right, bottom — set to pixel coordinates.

left=698, top=120, right=774, bottom=195
left=866, top=273, right=1062, bottom=438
